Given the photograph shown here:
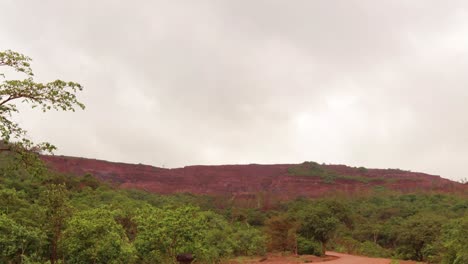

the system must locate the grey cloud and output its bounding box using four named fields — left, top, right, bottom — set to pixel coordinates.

left=1, top=0, right=467, bottom=180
